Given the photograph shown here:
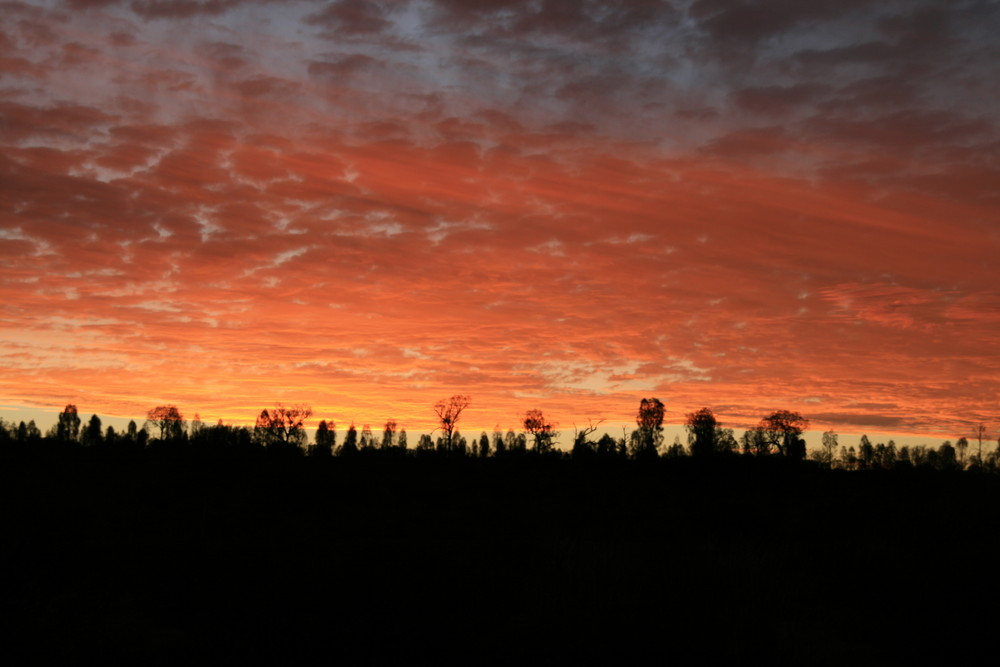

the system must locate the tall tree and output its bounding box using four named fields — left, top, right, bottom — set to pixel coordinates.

left=82, top=414, right=103, bottom=447
left=955, top=437, right=969, bottom=468
left=821, top=429, right=839, bottom=469
left=858, top=435, right=873, bottom=469
left=685, top=407, right=718, bottom=457
left=936, top=441, right=959, bottom=471
left=493, top=426, right=505, bottom=456
left=433, top=395, right=470, bottom=453
left=973, top=423, right=988, bottom=466
left=359, top=424, right=374, bottom=450
left=56, top=404, right=81, bottom=442
left=381, top=420, right=397, bottom=450
left=190, top=413, right=205, bottom=437
left=312, top=419, right=334, bottom=456
left=451, top=431, right=468, bottom=455
left=341, top=423, right=359, bottom=455
left=633, top=398, right=665, bottom=459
